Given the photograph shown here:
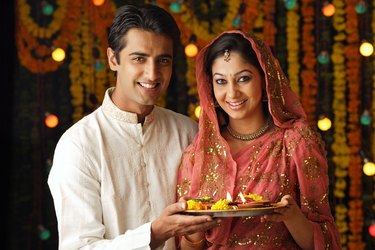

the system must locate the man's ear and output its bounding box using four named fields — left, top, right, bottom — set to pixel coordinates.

left=107, top=48, right=118, bottom=71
